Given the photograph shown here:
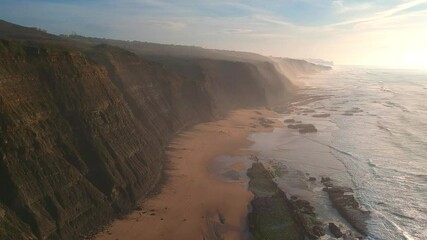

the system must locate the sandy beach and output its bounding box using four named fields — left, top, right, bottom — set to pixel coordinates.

left=96, top=108, right=281, bottom=240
